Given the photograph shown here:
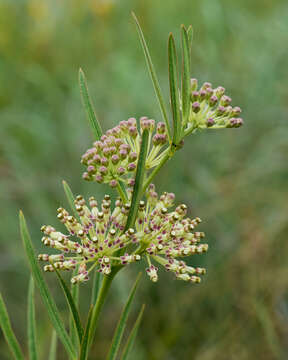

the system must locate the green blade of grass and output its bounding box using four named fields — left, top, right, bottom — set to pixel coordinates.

left=106, top=273, right=142, bottom=360
left=27, top=277, right=38, bottom=360
left=70, top=266, right=79, bottom=354
left=80, top=305, right=94, bottom=360
left=19, top=211, right=77, bottom=360
left=79, top=68, right=103, bottom=140
left=48, top=330, right=57, bottom=360
left=62, top=180, right=79, bottom=220
left=187, top=25, right=194, bottom=53
left=125, top=129, right=149, bottom=230
left=91, top=271, right=101, bottom=306
left=54, top=268, right=83, bottom=344
left=132, top=12, right=171, bottom=142
left=0, top=293, right=25, bottom=360
left=120, top=304, right=145, bottom=360
left=168, top=33, right=181, bottom=145
left=181, top=25, right=191, bottom=128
